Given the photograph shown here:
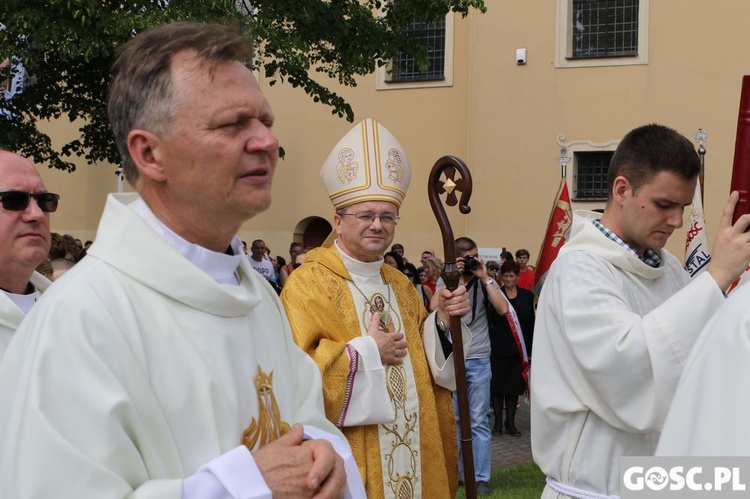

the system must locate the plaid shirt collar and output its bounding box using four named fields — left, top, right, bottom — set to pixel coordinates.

left=592, top=219, right=662, bottom=268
